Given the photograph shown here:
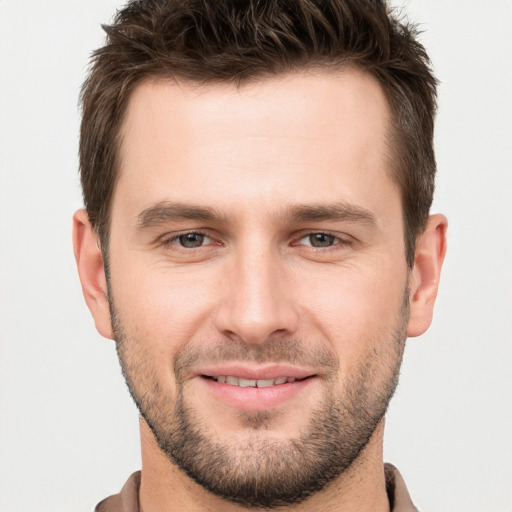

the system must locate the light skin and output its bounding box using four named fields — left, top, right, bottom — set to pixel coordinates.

left=73, top=70, right=447, bottom=511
